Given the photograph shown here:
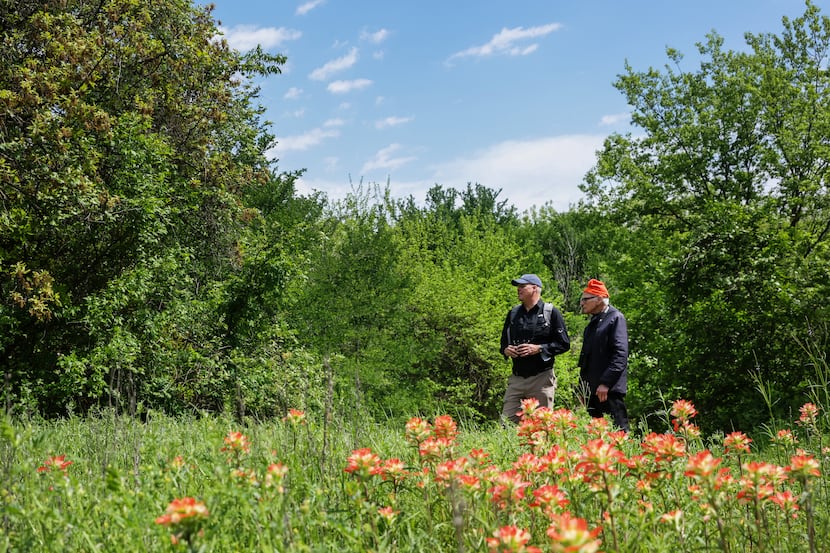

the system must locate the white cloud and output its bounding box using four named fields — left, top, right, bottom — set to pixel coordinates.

left=446, top=23, right=561, bottom=64
left=284, top=87, right=303, bottom=100
left=599, top=112, right=631, bottom=126
left=296, top=0, right=324, bottom=16
left=375, top=116, right=414, bottom=129
left=323, top=156, right=339, bottom=171
left=327, top=79, right=373, bottom=94
left=425, top=134, right=604, bottom=211
left=360, top=144, right=417, bottom=173
left=323, top=118, right=345, bottom=127
left=292, top=135, right=604, bottom=212
left=361, top=29, right=390, bottom=44
left=309, top=47, right=358, bottom=81
left=220, top=25, right=301, bottom=51
left=271, top=127, right=340, bottom=153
